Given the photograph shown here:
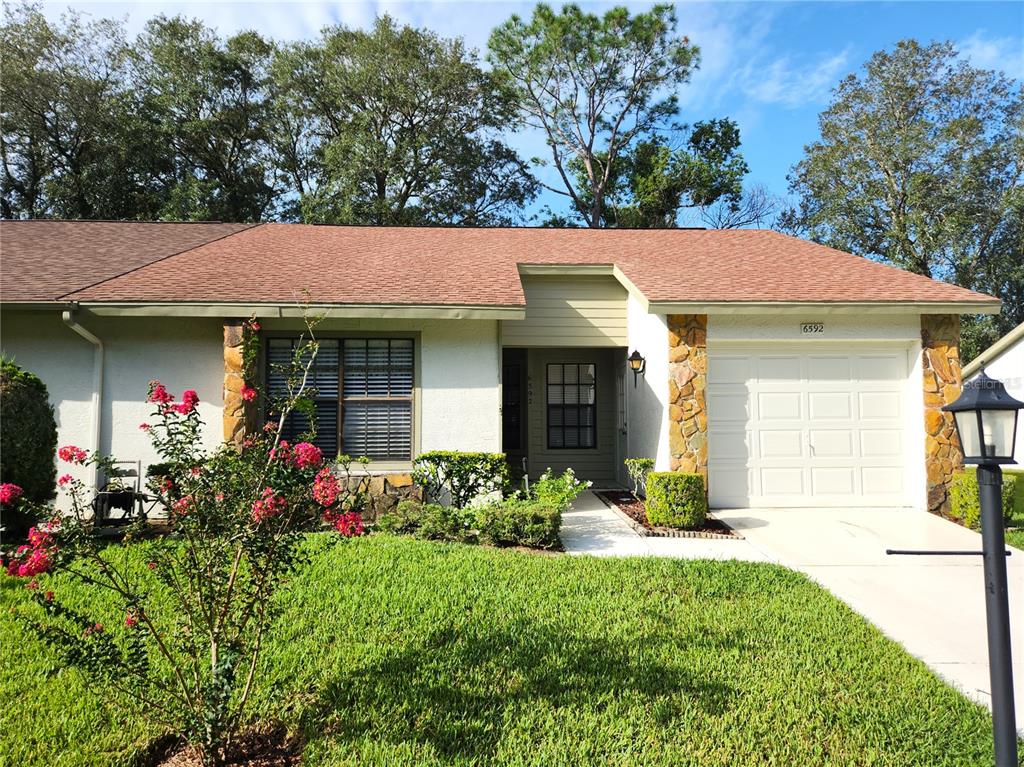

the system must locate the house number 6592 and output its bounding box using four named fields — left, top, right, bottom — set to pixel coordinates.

left=801, top=323, right=824, bottom=334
